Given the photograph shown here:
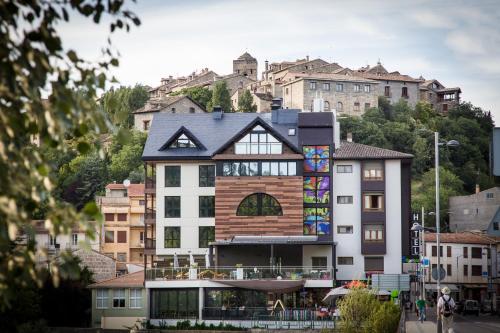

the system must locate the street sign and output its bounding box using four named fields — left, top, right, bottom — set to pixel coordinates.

left=482, top=271, right=488, bottom=277
left=421, top=258, right=430, bottom=267
left=410, top=211, right=421, bottom=256
left=431, top=266, right=446, bottom=281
